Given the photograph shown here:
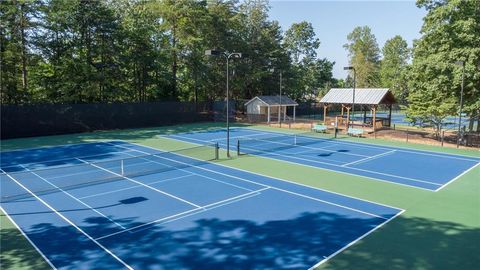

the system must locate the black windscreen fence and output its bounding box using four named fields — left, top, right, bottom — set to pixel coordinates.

left=1, top=101, right=214, bottom=139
